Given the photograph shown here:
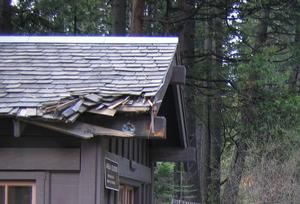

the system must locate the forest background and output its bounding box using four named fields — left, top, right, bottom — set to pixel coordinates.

left=1, top=0, right=300, bottom=203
